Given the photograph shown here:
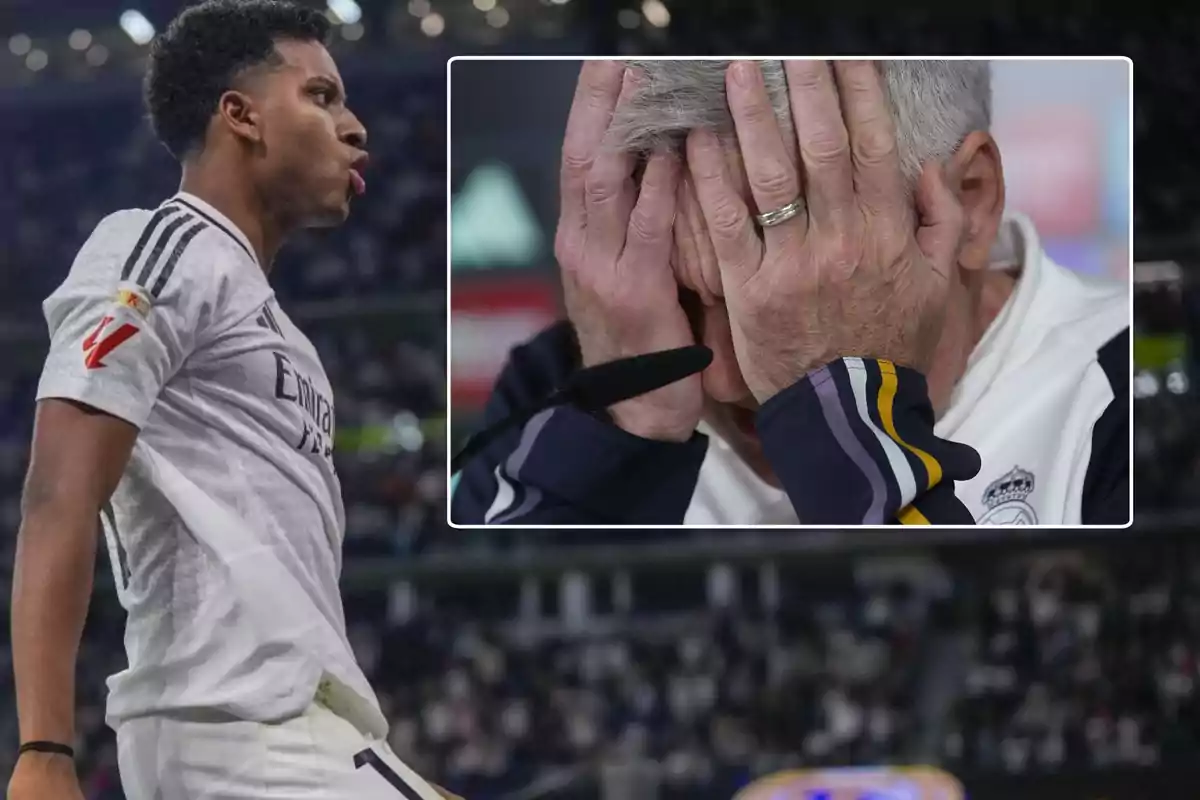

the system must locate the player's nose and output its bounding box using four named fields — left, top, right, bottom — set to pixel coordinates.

left=339, top=110, right=368, bottom=153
